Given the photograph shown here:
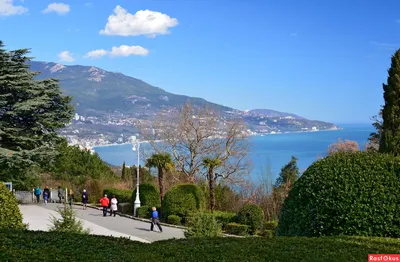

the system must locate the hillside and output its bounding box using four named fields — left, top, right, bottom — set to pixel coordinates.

left=29, top=61, right=234, bottom=115
left=28, top=61, right=338, bottom=146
